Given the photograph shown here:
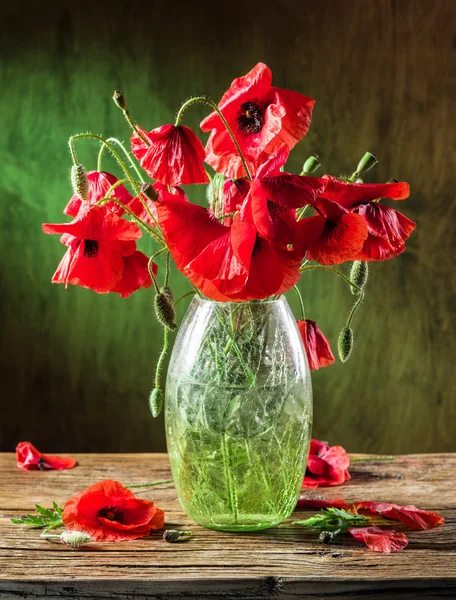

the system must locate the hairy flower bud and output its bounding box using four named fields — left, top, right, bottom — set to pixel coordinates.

left=154, top=293, right=177, bottom=330
left=161, top=286, right=174, bottom=305
left=319, top=531, right=334, bottom=544
left=149, top=388, right=163, bottom=418
left=70, top=164, right=89, bottom=202
left=350, top=261, right=369, bottom=295
left=338, top=326, right=354, bottom=363
left=355, top=151, right=378, bottom=175
left=141, top=182, right=158, bottom=202
left=112, top=90, right=127, bottom=111
left=302, top=154, right=320, bottom=175
left=163, top=529, right=192, bottom=543
left=60, top=530, right=92, bottom=548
